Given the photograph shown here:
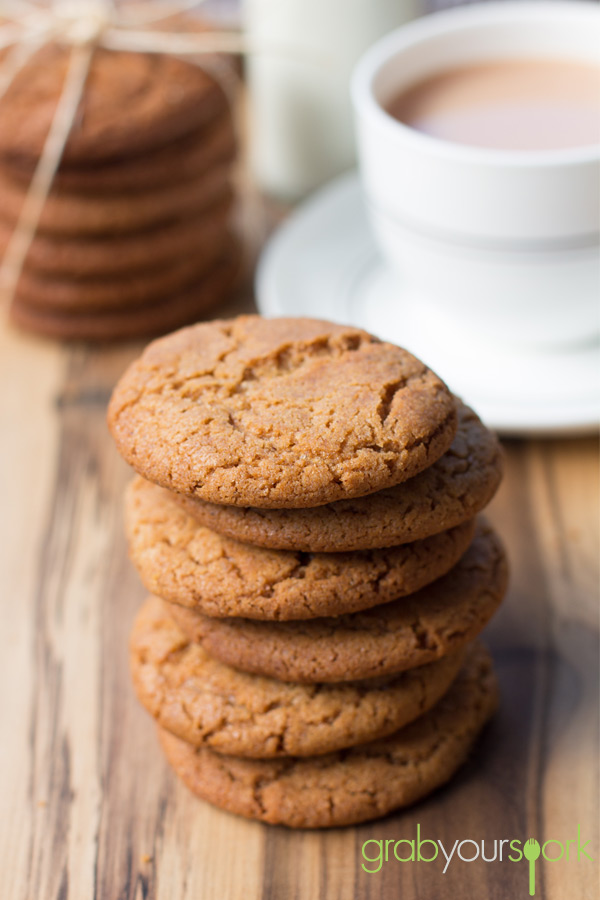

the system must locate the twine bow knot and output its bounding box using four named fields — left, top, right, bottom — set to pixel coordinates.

left=51, top=0, right=113, bottom=45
